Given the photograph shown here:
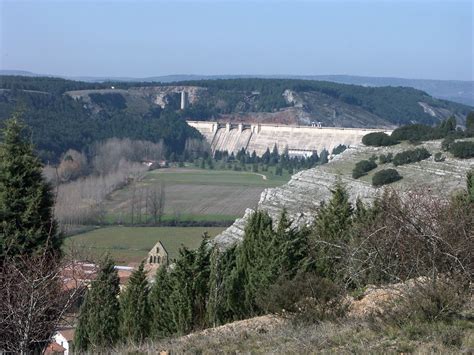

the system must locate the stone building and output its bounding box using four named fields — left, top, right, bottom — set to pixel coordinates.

left=147, top=241, right=169, bottom=268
